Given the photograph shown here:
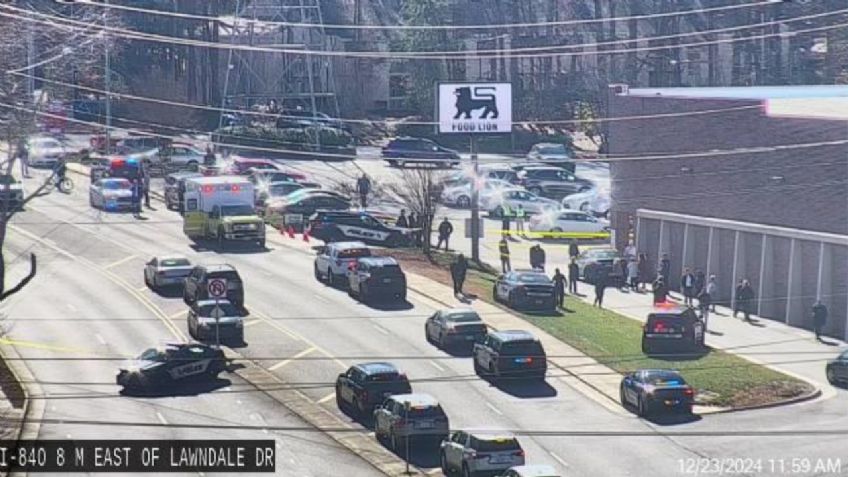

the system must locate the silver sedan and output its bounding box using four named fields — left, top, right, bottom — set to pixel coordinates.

left=144, top=255, right=193, bottom=290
